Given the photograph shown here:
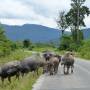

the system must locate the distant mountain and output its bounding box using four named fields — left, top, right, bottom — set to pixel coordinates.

left=83, top=28, right=90, bottom=39
left=2, top=24, right=89, bottom=43
left=2, top=24, right=62, bottom=43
